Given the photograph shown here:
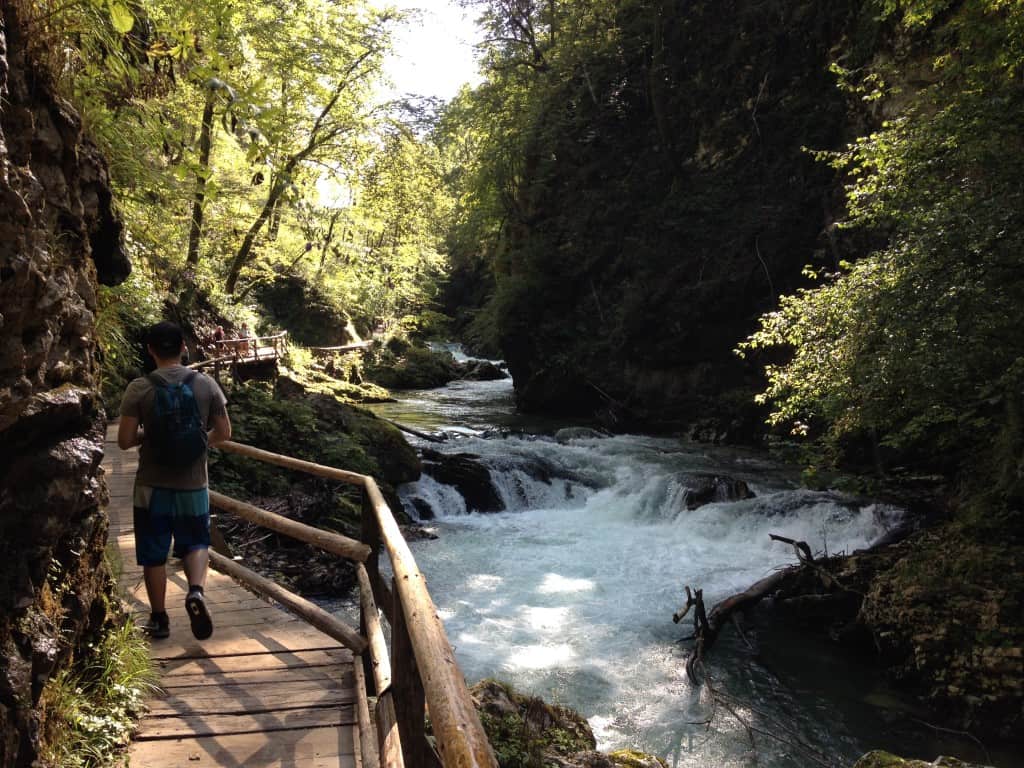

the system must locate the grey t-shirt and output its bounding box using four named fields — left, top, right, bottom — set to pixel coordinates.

left=119, top=365, right=228, bottom=490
